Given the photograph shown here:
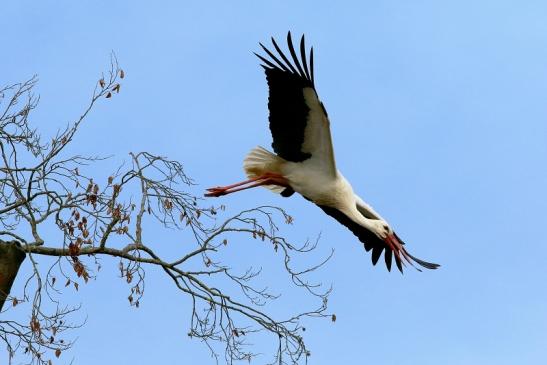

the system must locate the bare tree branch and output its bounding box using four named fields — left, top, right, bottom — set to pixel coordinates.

left=0, top=57, right=332, bottom=365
